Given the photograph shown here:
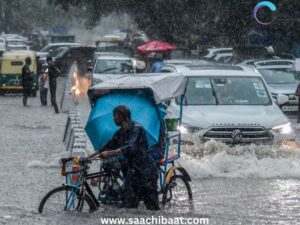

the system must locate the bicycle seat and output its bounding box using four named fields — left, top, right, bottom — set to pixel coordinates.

left=159, top=153, right=178, bottom=165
